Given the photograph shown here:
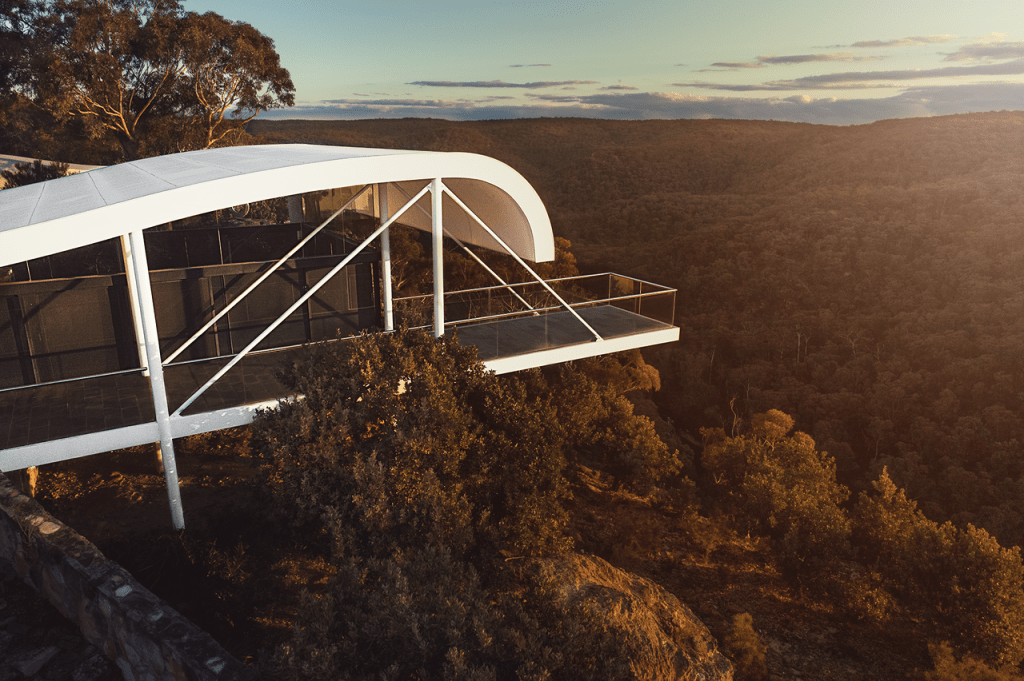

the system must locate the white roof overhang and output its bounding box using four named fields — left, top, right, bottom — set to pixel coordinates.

left=0, top=144, right=555, bottom=267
